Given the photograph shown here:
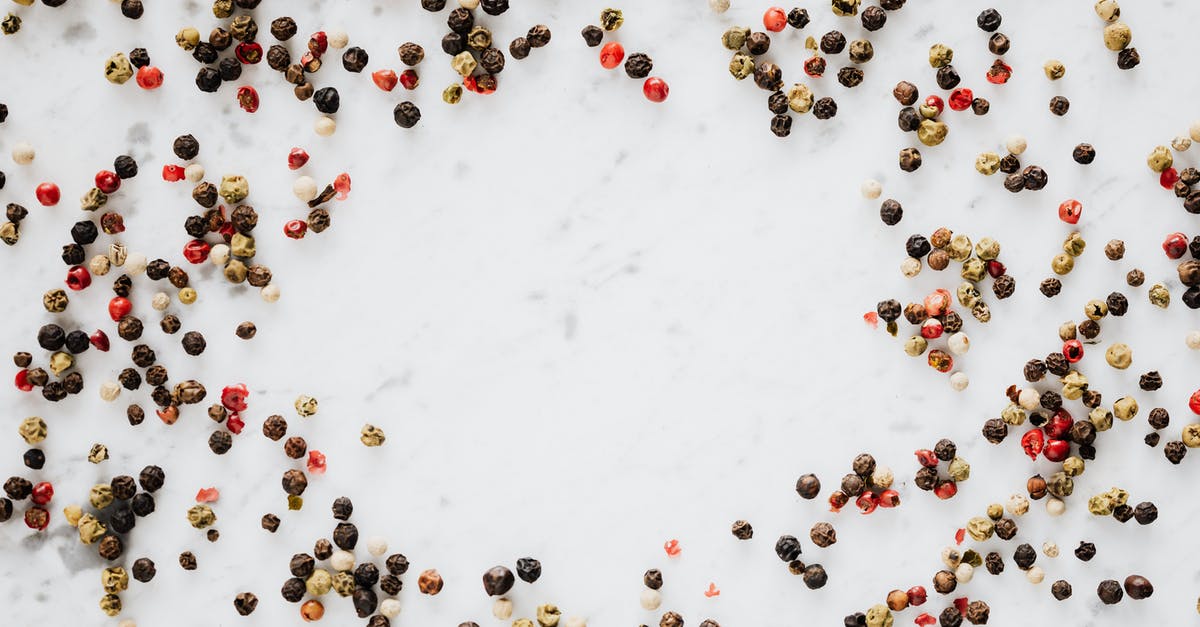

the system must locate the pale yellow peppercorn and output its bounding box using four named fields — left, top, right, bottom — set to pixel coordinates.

left=536, top=604, right=562, bottom=627
left=947, top=235, right=972, bottom=261
left=230, top=233, right=256, bottom=258
left=1043, top=59, right=1066, bottom=80
left=104, top=52, right=133, bottom=85
left=1105, top=343, right=1132, bottom=369
left=957, top=282, right=981, bottom=308
left=63, top=504, right=83, bottom=527
left=187, top=504, right=217, bottom=529
left=721, top=26, right=750, bottom=50
left=1113, top=396, right=1138, bottom=421
left=900, top=257, right=922, bottom=278
left=306, top=569, right=333, bottom=596
left=452, top=51, right=477, bottom=76
left=928, top=43, right=953, bottom=68
left=787, top=83, right=814, bottom=113
left=947, top=457, right=970, bottom=481
left=88, top=443, right=108, bottom=464
left=1103, top=22, right=1132, bottom=51
left=1061, top=371, right=1088, bottom=400
left=941, top=547, right=963, bottom=568
left=90, top=484, right=115, bottom=510
left=89, top=255, right=112, bottom=276
left=1149, top=283, right=1170, bottom=308
left=831, top=0, right=860, bottom=17
left=975, top=152, right=1001, bottom=175
left=903, top=336, right=928, bottom=357
left=49, top=351, right=73, bottom=376
left=176, top=27, right=201, bottom=50
left=1089, top=407, right=1113, bottom=431
left=514, top=620, right=536, bottom=627
left=1094, top=0, right=1120, bottom=21
left=18, top=416, right=47, bottom=444
left=961, top=257, right=986, bottom=282
left=966, top=516, right=994, bottom=541
left=986, top=503, right=1004, bottom=520
left=1001, top=403, right=1027, bottom=426
left=443, top=84, right=463, bottom=104
left=1059, top=322, right=1077, bottom=341
left=100, top=594, right=122, bottom=617
left=729, top=52, right=755, bottom=80
left=101, top=567, right=129, bottom=594
left=918, top=120, right=949, bottom=147
left=78, top=514, right=107, bottom=544
left=1063, top=456, right=1085, bottom=476
left=361, top=424, right=386, bottom=447
left=1063, top=232, right=1086, bottom=257
left=1007, top=494, right=1030, bottom=516
left=219, top=175, right=249, bottom=204
left=1051, top=253, right=1075, bottom=275
left=1182, top=424, right=1200, bottom=448
left=179, top=287, right=197, bottom=305
left=975, top=238, right=1001, bottom=260
left=865, top=604, right=894, bottom=627
left=1084, top=493, right=1110, bottom=517
left=296, top=395, right=319, bottom=417
left=1147, top=145, right=1173, bottom=173
left=1084, top=300, right=1108, bottom=320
